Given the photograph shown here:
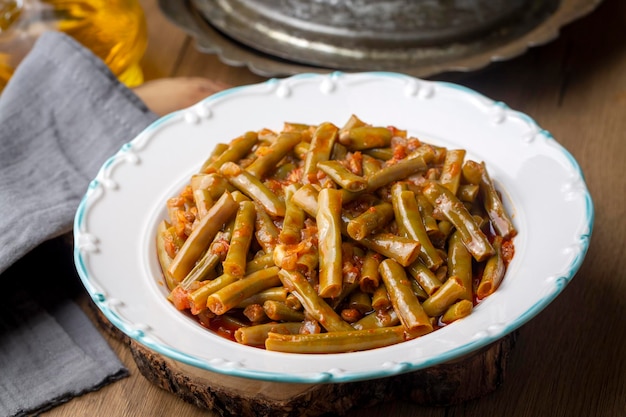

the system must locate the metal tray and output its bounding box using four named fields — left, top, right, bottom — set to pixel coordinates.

left=159, top=0, right=602, bottom=78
